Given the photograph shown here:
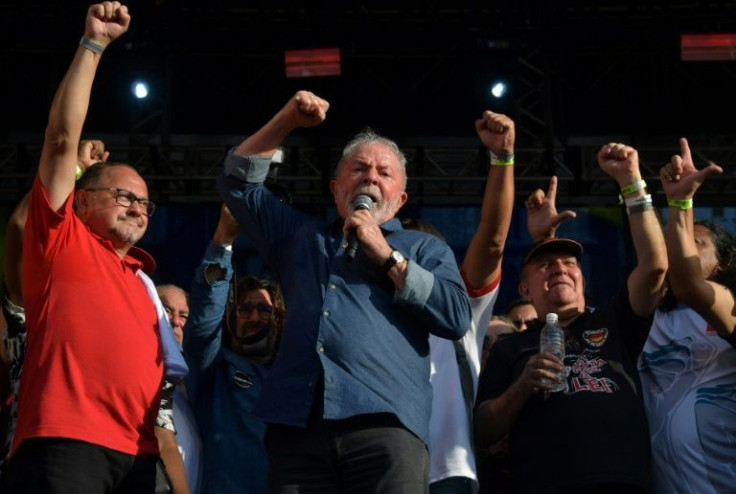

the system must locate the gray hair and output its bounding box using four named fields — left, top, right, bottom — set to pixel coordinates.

left=337, top=127, right=408, bottom=184
left=156, top=284, right=190, bottom=306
